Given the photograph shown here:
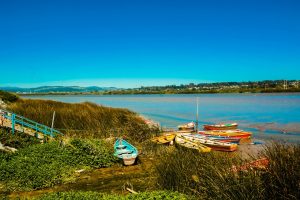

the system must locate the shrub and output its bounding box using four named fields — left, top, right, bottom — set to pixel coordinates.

left=0, top=128, right=41, bottom=149
left=0, top=139, right=117, bottom=191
